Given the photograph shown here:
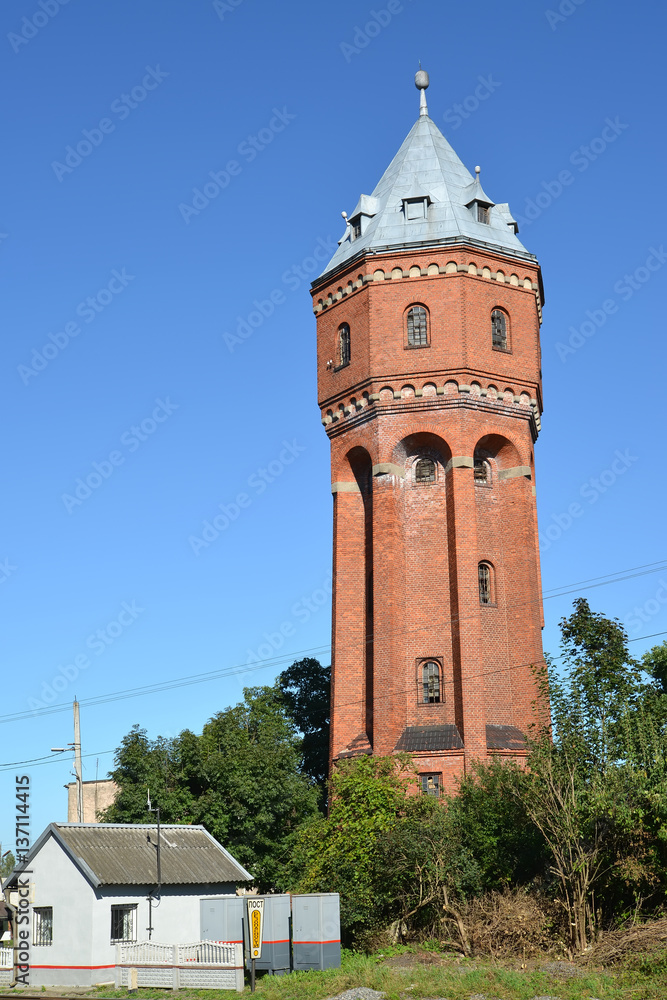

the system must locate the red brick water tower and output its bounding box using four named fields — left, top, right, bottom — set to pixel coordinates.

left=312, top=72, right=547, bottom=793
